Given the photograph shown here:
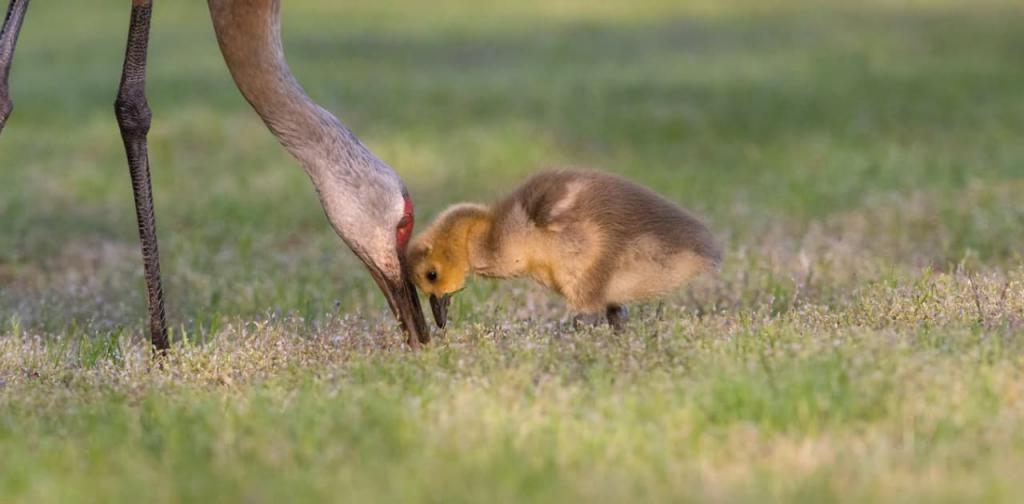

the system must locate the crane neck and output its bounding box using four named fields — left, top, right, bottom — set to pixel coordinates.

left=207, top=0, right=369, bottom=180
